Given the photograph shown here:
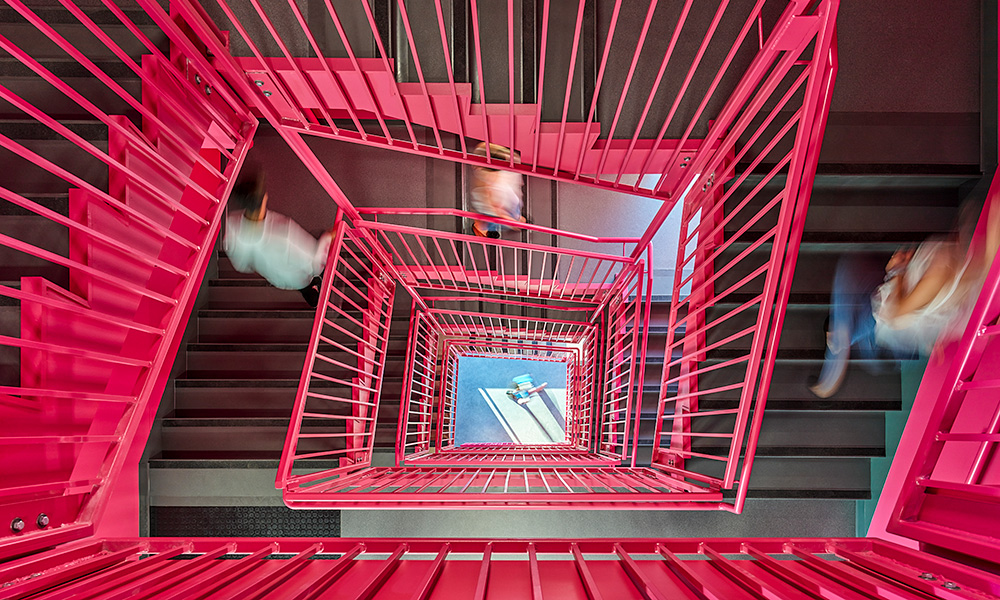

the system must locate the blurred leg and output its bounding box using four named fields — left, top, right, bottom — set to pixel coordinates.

left=811, top=254, right=886, bottom=397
